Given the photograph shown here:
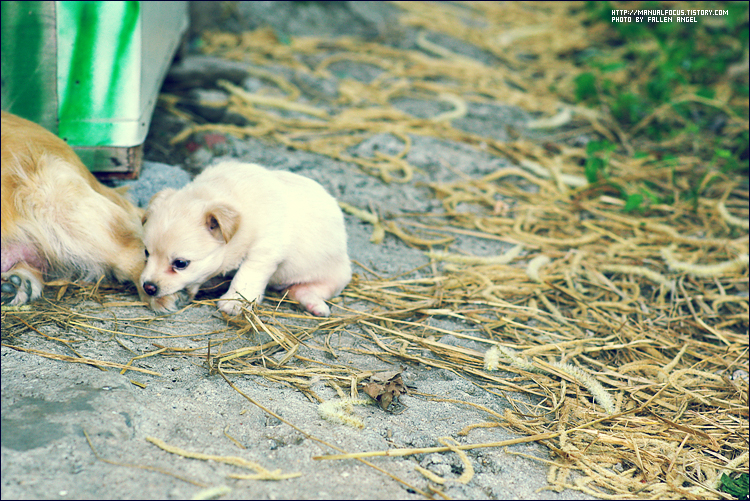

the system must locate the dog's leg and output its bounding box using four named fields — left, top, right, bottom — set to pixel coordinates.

left=285, top=281, right=335, bottom=317
left=217, top=260, right=278, bottom=316
left=270, top=259, right=351, bottom=317
left=286, top=264, right=351, bottom=317
left=1, top=263, right=44, bottom=306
